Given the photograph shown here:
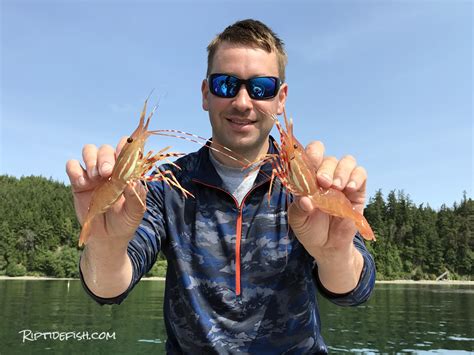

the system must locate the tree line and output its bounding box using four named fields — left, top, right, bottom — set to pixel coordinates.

left=364, top=189, right=472, bottom=280
left=0, top=175, right=472, bottom=280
